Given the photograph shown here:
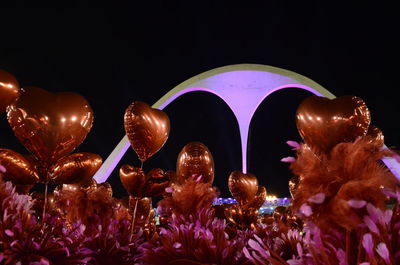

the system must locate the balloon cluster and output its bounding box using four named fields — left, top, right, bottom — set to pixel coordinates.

left=221, top=171, right=267, bottom=230
left=0, top=70, right=102, bottom=219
